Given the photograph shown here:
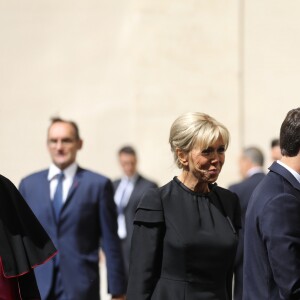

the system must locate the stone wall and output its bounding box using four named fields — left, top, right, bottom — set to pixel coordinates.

left=0, top=1, right=299, bottom=188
